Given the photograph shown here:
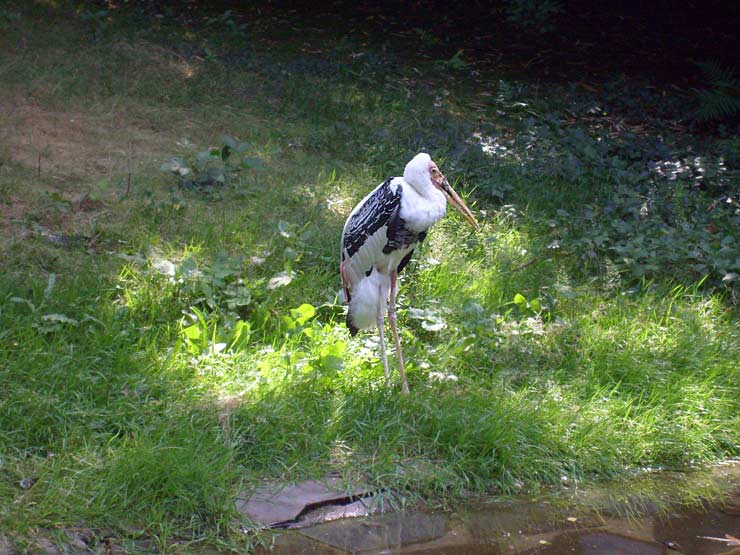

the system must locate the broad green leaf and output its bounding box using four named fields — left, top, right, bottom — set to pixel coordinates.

left=182, top=323, right=202, bottom=341
left=213, top=257, right=236, bottom=279
left=230, top=320, right=251, bottom=349
left=178, top=257, right=198, bottom=278
left=319, top=355, right=343, bottom=373
left=407, top=307, right=447, bottom=332
left=221, top=135, right=238, bottom=149
left=421, top=319, right=446, bottom=332
left=290, top=303, right=316, bottom=325
left=226, top=286, right=251, bottom=307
